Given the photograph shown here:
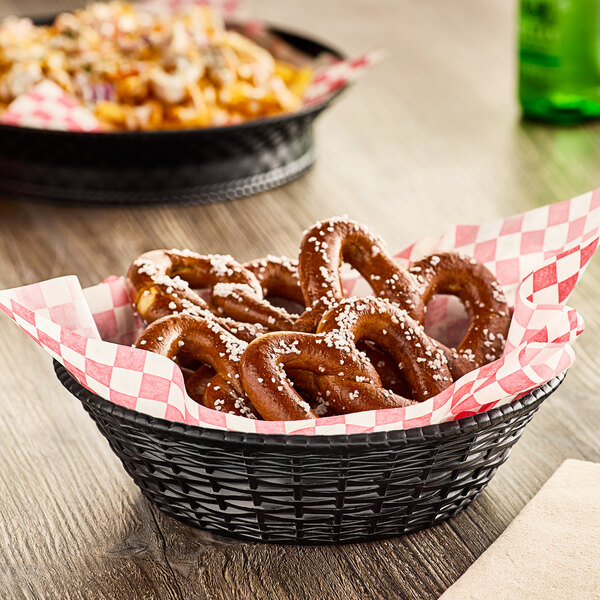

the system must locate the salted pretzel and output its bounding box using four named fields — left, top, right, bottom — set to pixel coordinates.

left=285, top=368, right=333, bottom=415
left=408, top=252, right=510, bottom=377
left=244, top=255, right=305, bottom=306
left=295, top=217, right=424, bottom=331
left=210, top=283, right=297, bottom=331
left=317, top=297, right=452, bottom=403
left=134, top=313, right=258, bottom=418
left=127, top=250, right=268, bottom=342
left=296, top=217, right=510, bottom=373
left=240, top=256, right=325, bottom=404
left=129, top=217, right=512, bottom=422
left=357, top=341, right=411, bottom=397
left=239, top=330, right=418, bottom=421
left=210, top=255, right=304, bottom=331
left=182, top=365, right=215, bottom=402
left=294, top=217, right=417, bottom=394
